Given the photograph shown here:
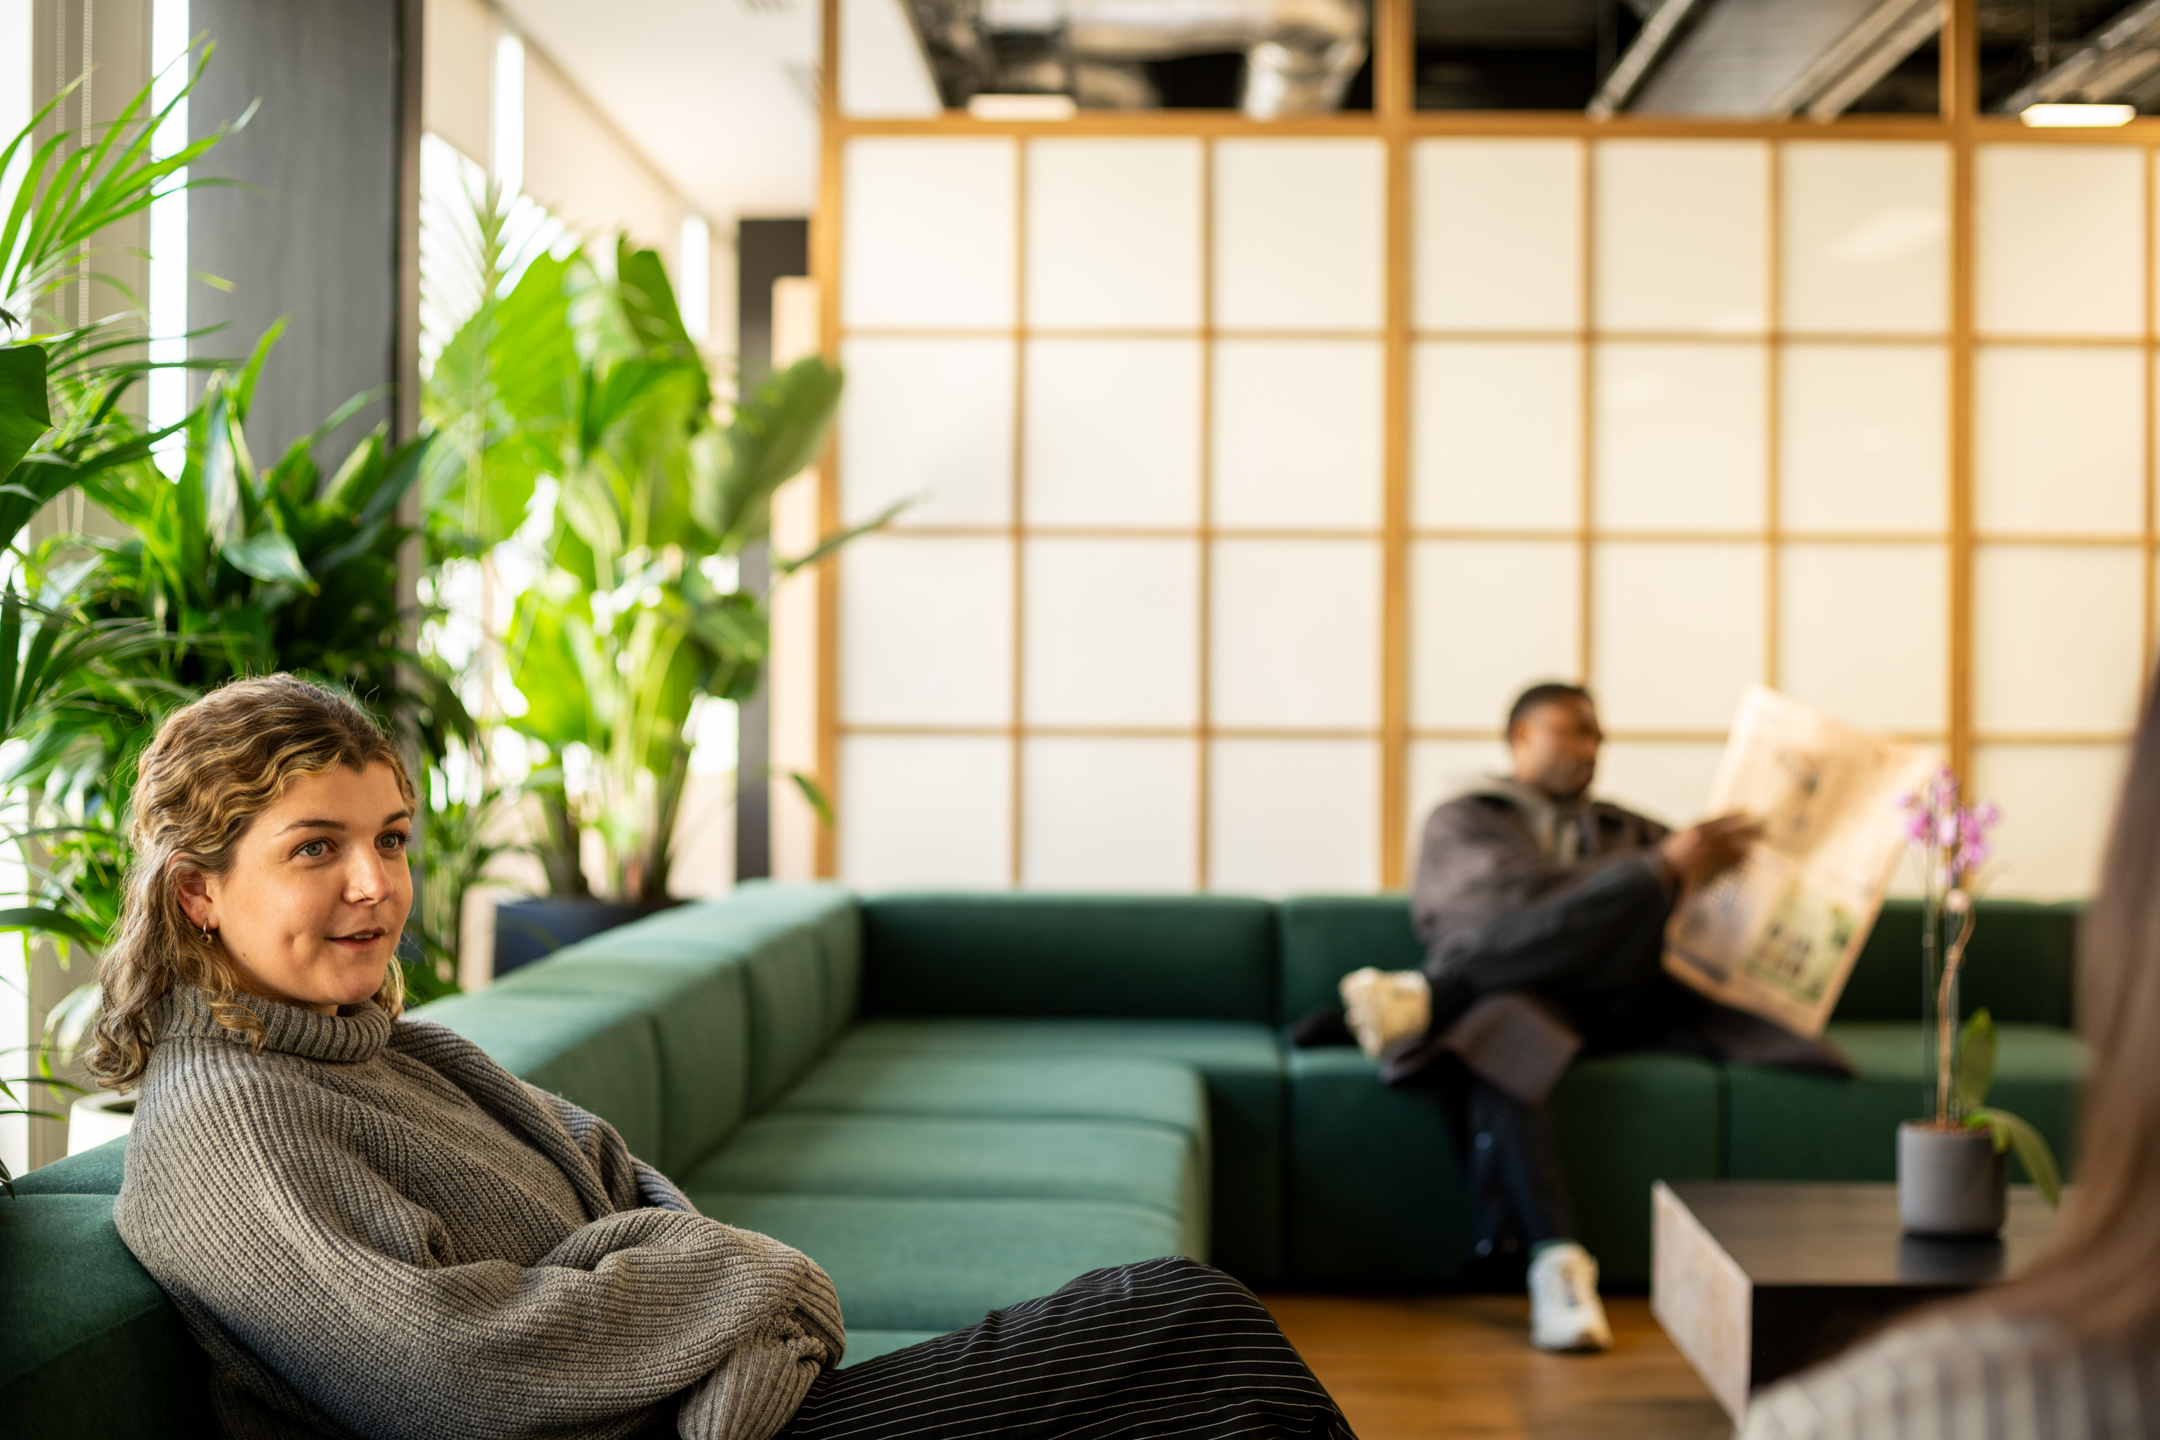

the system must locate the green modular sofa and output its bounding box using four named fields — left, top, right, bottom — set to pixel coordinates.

left=4, top=884, right=2089, bottom=1435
